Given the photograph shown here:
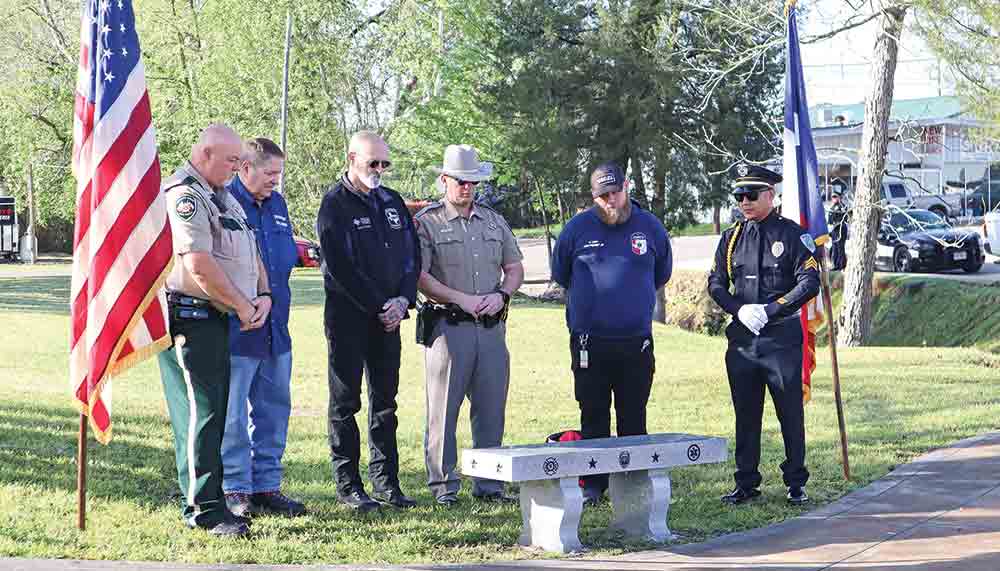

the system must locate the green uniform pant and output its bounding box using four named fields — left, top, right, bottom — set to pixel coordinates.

left=157, top=310, right=230, bottom=528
